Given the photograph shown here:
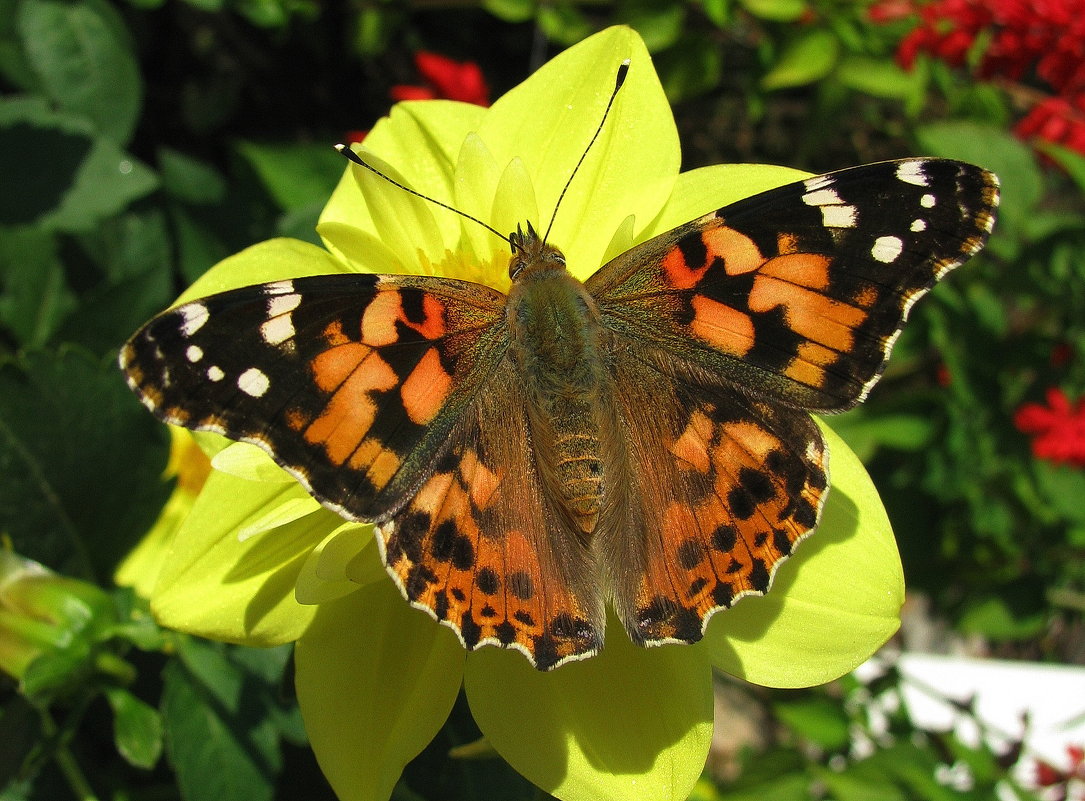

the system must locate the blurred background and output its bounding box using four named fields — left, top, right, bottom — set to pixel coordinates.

left=1, top=1, right=1083, bottom=800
